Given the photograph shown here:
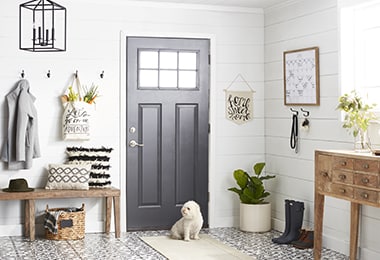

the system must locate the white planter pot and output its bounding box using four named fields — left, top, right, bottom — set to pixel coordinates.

left=240, top=203, right=271, bottom=232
